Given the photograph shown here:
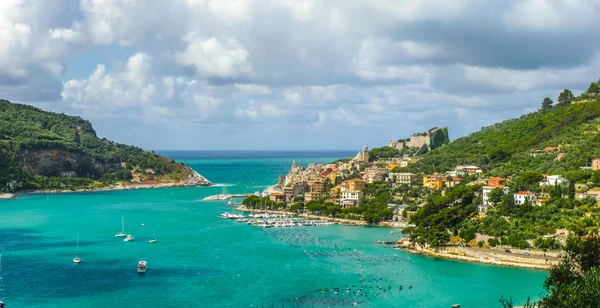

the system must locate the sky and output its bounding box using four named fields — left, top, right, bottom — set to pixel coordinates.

left=1, top=0, right=600, bottom=151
